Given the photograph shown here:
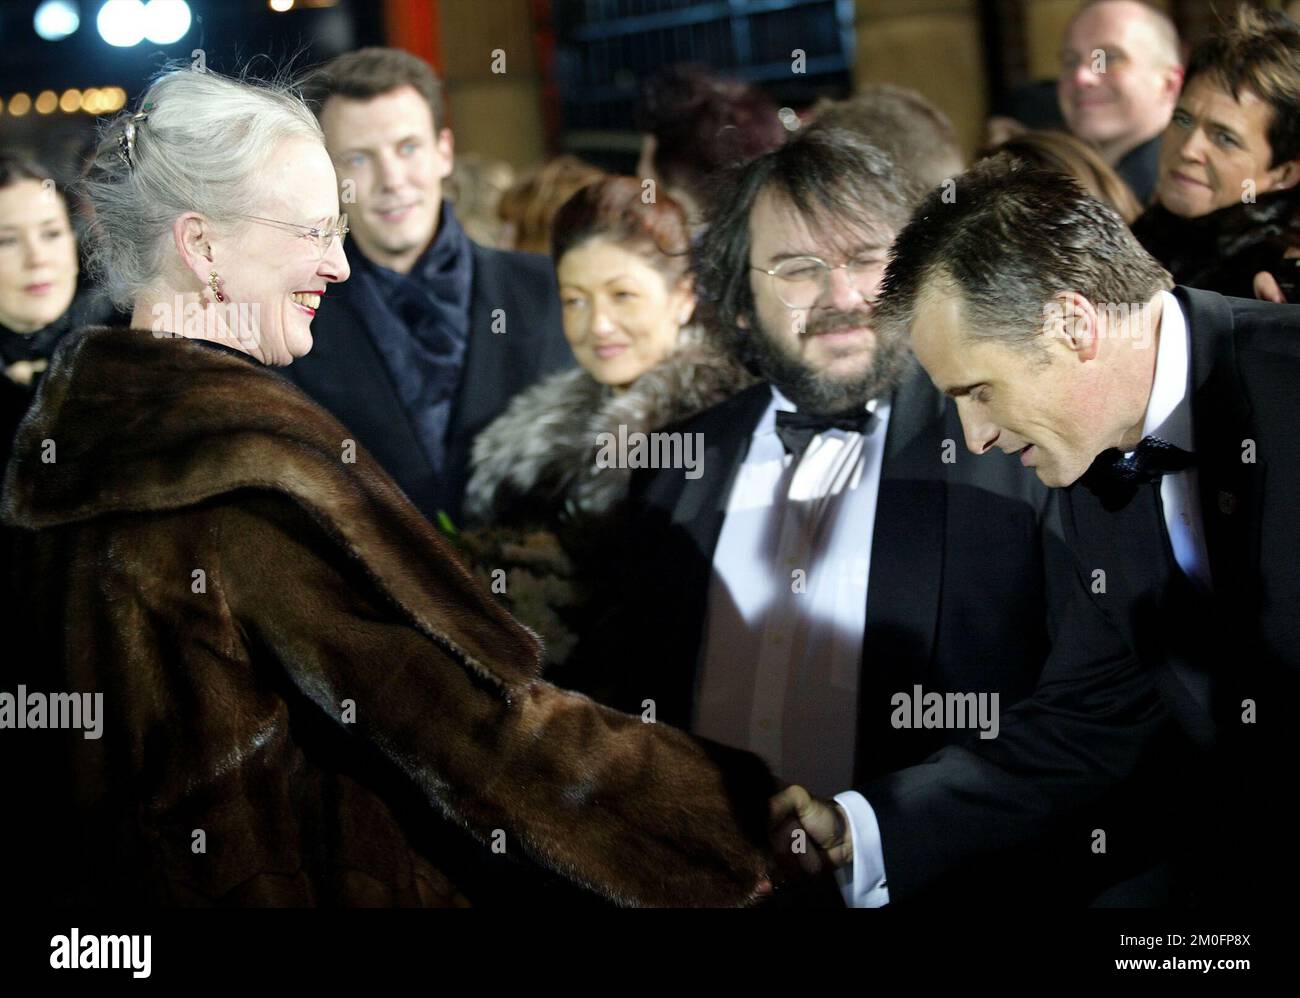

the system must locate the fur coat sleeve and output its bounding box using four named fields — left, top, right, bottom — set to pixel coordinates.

left=0, top=327, right=775, bottom=907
